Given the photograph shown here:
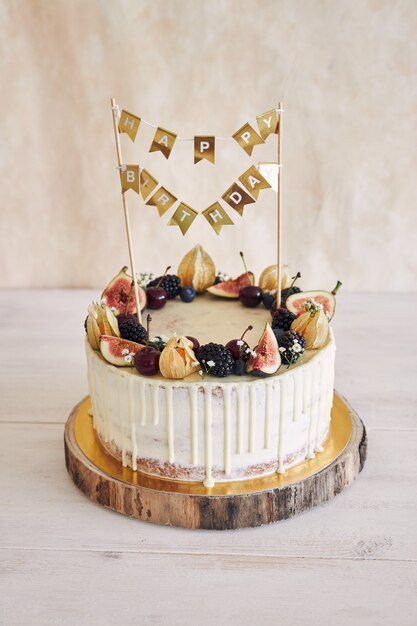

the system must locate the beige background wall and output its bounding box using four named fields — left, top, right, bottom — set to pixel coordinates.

left=0, top=0, right=416, bottom=290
